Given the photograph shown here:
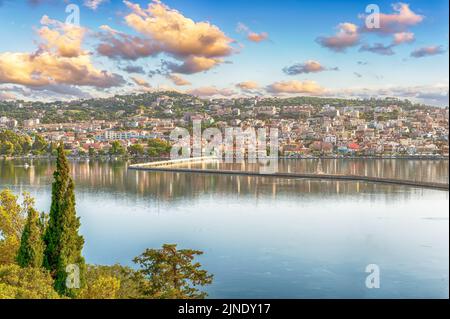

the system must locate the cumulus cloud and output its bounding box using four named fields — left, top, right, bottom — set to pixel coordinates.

left=27, top=0, right=53, bottom=5
left=120, top=64, right=146, bottom=74
left=96, top=25, right=161, bottom=60
left=319, top=4, right=422, bottom=55
left=30, top=84, right=92, bottom=98
left=359, top=43, right=395, bottom=55
left=358, top=31, right=415, bottom=56
left=84, top=0, right=108, bottom=10
left=316, top=23, right=360, bottom=52
left=410, top=45, right=446, bottom=58
left=283, top=60, right=338, bottom=75
left=168, top=74, right=191, bottom=86
left=247, top=32, right=269, bottom=43
left=0, top=16, right=124, bottom=90
left=0, top=52, right=124, bottom=88
left=161, top=56, right=221, bottom=74
left=325, top=83, right=449, bottom=106
left=148, top=69, right=163, bottom=77
left=266, top=80, right=324, bottom=94
left=236, top=81, right=259, bottom=90
left=415, top=91, right=449, bottom=105
left=236, top=23, right=269, bottom=43
left=131, top=76, right=152, bottom=90
left=385, top=85, right=449, bottom=105
left=0, top=84, right=92, bottom=100
left=361, top=3, right=424, bottom=34
left=393, top=31, right=415, bottom=44
left=99, top=0, right=235, bottom=74
left=38, top=15, right=87, bottom=58
left=125, top=0, right=234, bottom=58
left=0, top=91, right=16, bottom=100
left=187, top=86, right=236, bottom=97
left=13, top=0, right=57, bottom=6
